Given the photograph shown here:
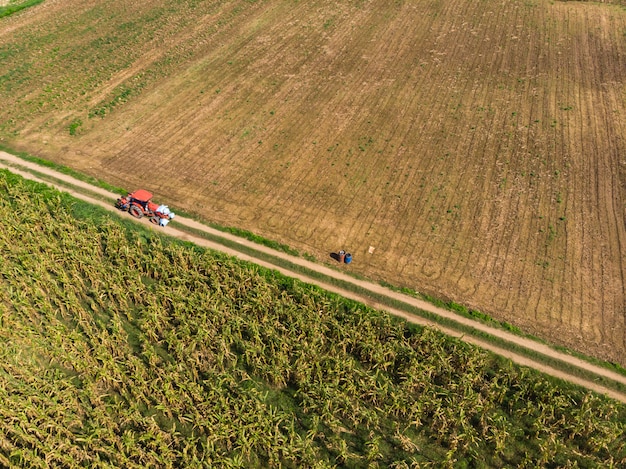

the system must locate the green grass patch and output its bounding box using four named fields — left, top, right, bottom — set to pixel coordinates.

left=0, top=0, right=44, bottom=19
